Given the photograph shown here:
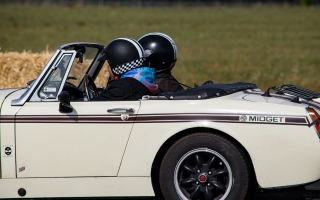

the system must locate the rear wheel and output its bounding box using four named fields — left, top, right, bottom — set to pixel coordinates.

left=159, top=133, right=250, bottom=200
